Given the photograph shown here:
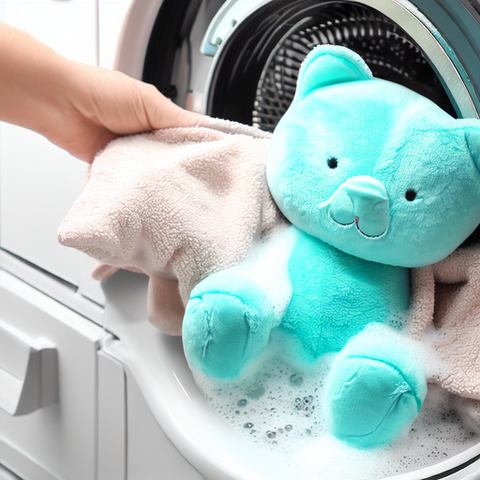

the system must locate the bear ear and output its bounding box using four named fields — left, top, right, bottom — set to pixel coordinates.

left=295, top=45, right=373, bottom=101
left=465, top=124, right=480, bottom=172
